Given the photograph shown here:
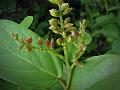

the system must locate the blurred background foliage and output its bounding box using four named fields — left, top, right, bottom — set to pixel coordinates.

left=0, top=0, right=120, bottom=90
